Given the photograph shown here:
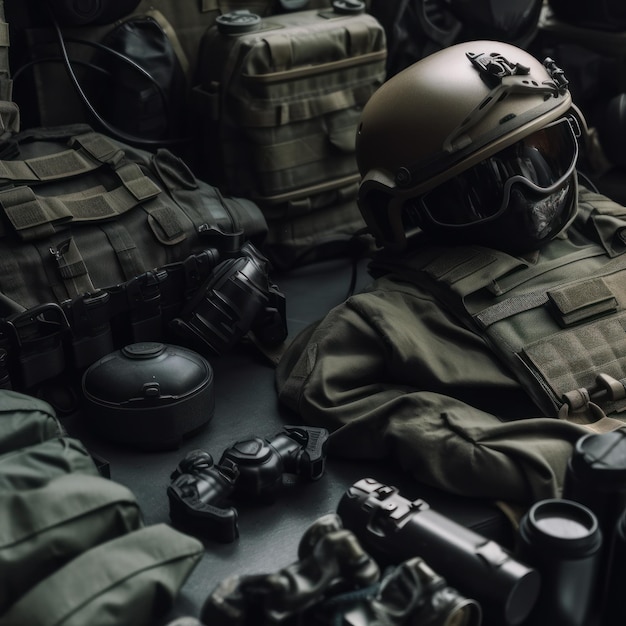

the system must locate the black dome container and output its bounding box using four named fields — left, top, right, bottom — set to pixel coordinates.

left=82, top=342, right=214, bottom=449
